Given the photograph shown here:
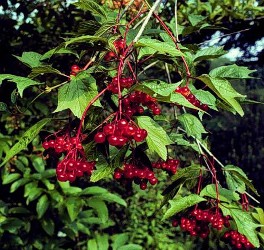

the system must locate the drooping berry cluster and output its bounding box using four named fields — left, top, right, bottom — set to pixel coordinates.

left=222, top=230, right=254, bottom=249
left=172, top=208, right=231, bottom=238
left=42, top=136, right=82, bottom=153
left=42, top=135, right=95, bottom=182
left=113, top=162, right=158, bottom=190
left=104, top=38, right=126, bottom=61
left=94, top=118, right=147, bottom=147
left=56, top=158, right=95, bottom=182
left=152, top=158, right=180, bottom=175
left=107, top=76, right=135, bottom=94
left=175, top=86, right=209, bottom=111
left=122, top=91, right=161, bottom=117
